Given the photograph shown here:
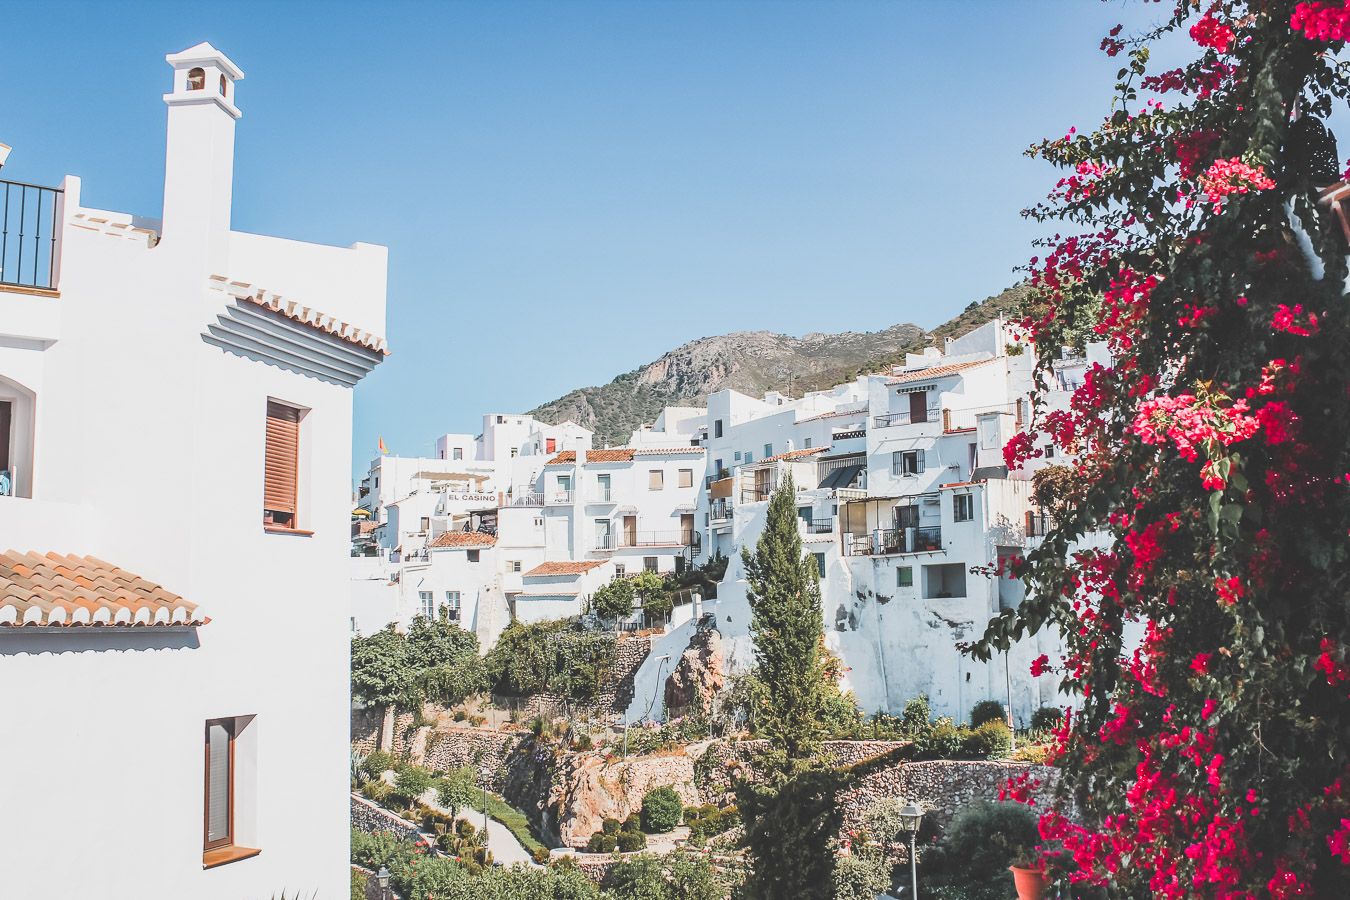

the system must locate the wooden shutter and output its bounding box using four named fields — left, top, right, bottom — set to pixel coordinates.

left=264, top=401, right=300, bottom=521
